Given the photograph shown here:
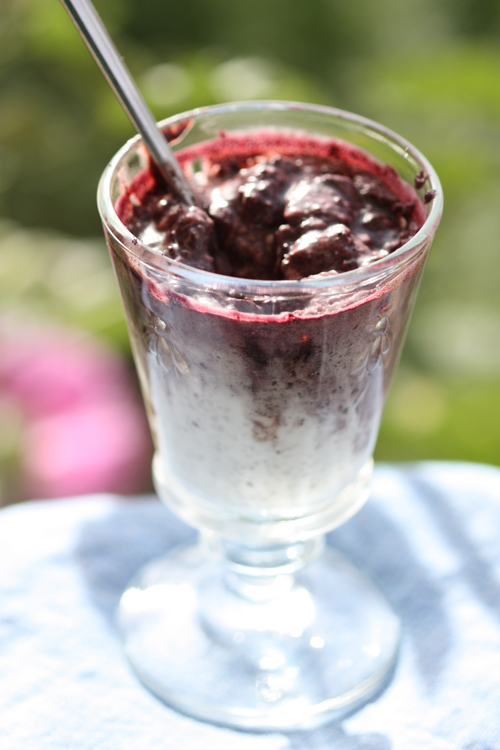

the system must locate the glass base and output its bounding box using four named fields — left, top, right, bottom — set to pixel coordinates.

left=118, top=539, right=400, bottom=730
